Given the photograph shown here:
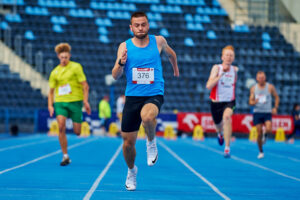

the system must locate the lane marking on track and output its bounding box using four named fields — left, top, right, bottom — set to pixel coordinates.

left=185, top=140, right=300, bottom=182
left=83, top=142, right=123, bottom=200
left=0, top=138, right=56, bottom=152
left=159, top=141, right=231, bottom=200
left=0, top=137, right=98, bottom=175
